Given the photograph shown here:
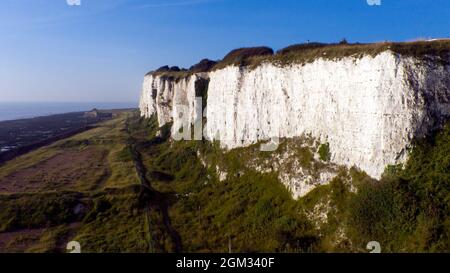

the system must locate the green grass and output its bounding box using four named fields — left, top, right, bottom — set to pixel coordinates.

left=116, top=146, right=134, bottom=162
left=0, top=192, right=84, bottom=232
left=0, top=111, right=148, bottom=253
left=0, top=112, right=140, bottom=192
left=347, top=177, right=419, bottom=251
left=0, top=148, right=60, bottom=181
left=129, top=115, right=450, bottom=253
left=73, top=192, right=149, bottom=253
left=250, top=40, right=450, bottom=68
left=170, top=170, right=318, bottom=252
left=129, top=118, right=320, bottom=252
